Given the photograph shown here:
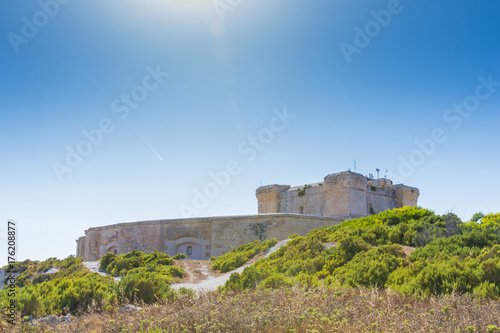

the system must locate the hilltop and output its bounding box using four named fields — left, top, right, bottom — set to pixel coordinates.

left=2, top=207, right=500, bottom=332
